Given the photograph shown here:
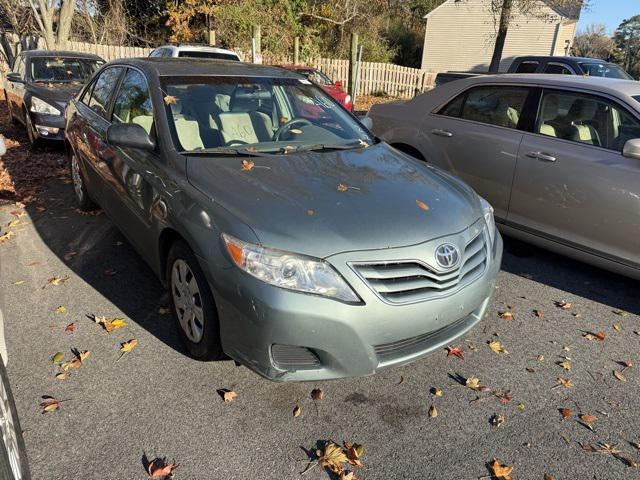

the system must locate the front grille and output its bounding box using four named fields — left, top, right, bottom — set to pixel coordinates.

left=374, top=314, right=472, bottom=361
left=352, top=230, right=487, bottom=304
left=271, top=344, right=321, bottom=370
